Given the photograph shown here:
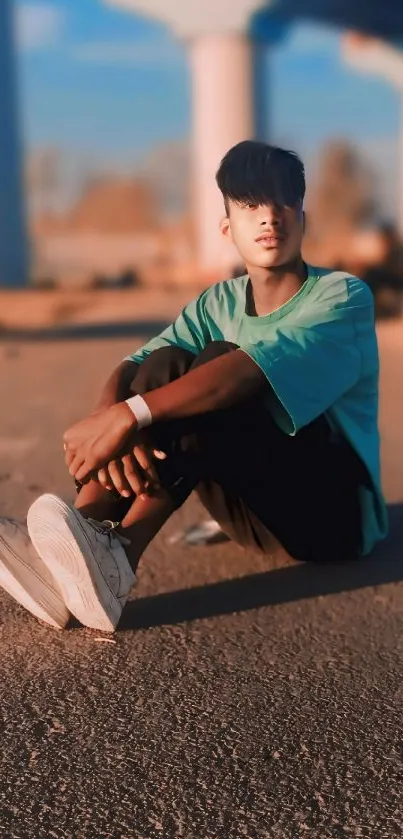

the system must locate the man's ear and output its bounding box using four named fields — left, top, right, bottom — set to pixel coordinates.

left=302, top=210, right=306, bottom=234
left=220, top=216, right=232, bottom=240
